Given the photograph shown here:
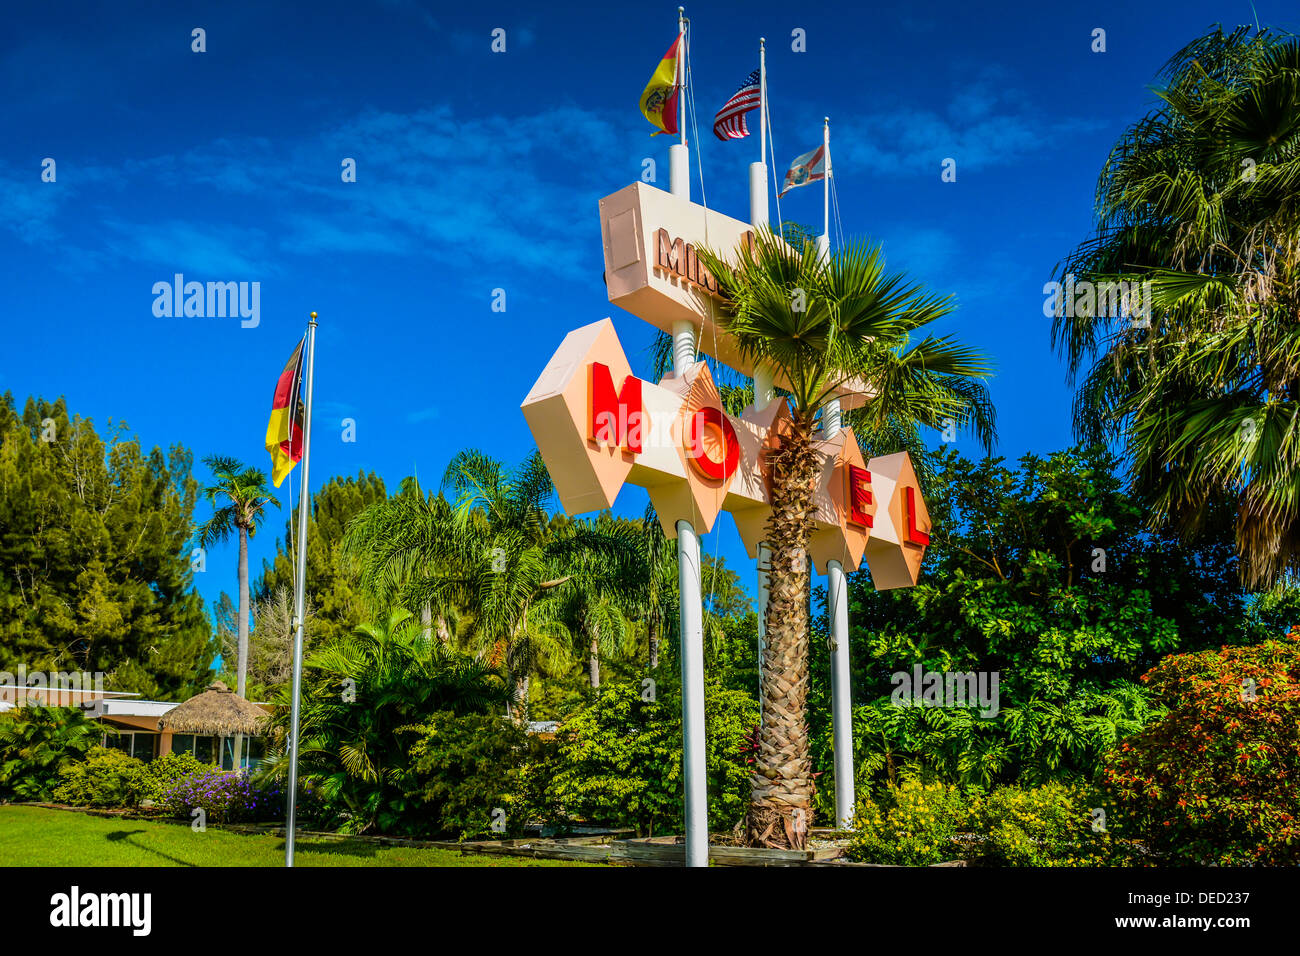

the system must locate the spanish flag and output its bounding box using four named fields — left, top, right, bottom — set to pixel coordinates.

left=639, top=35, right=682, bottom=136
left=264, top=337, right=305, bottom=487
